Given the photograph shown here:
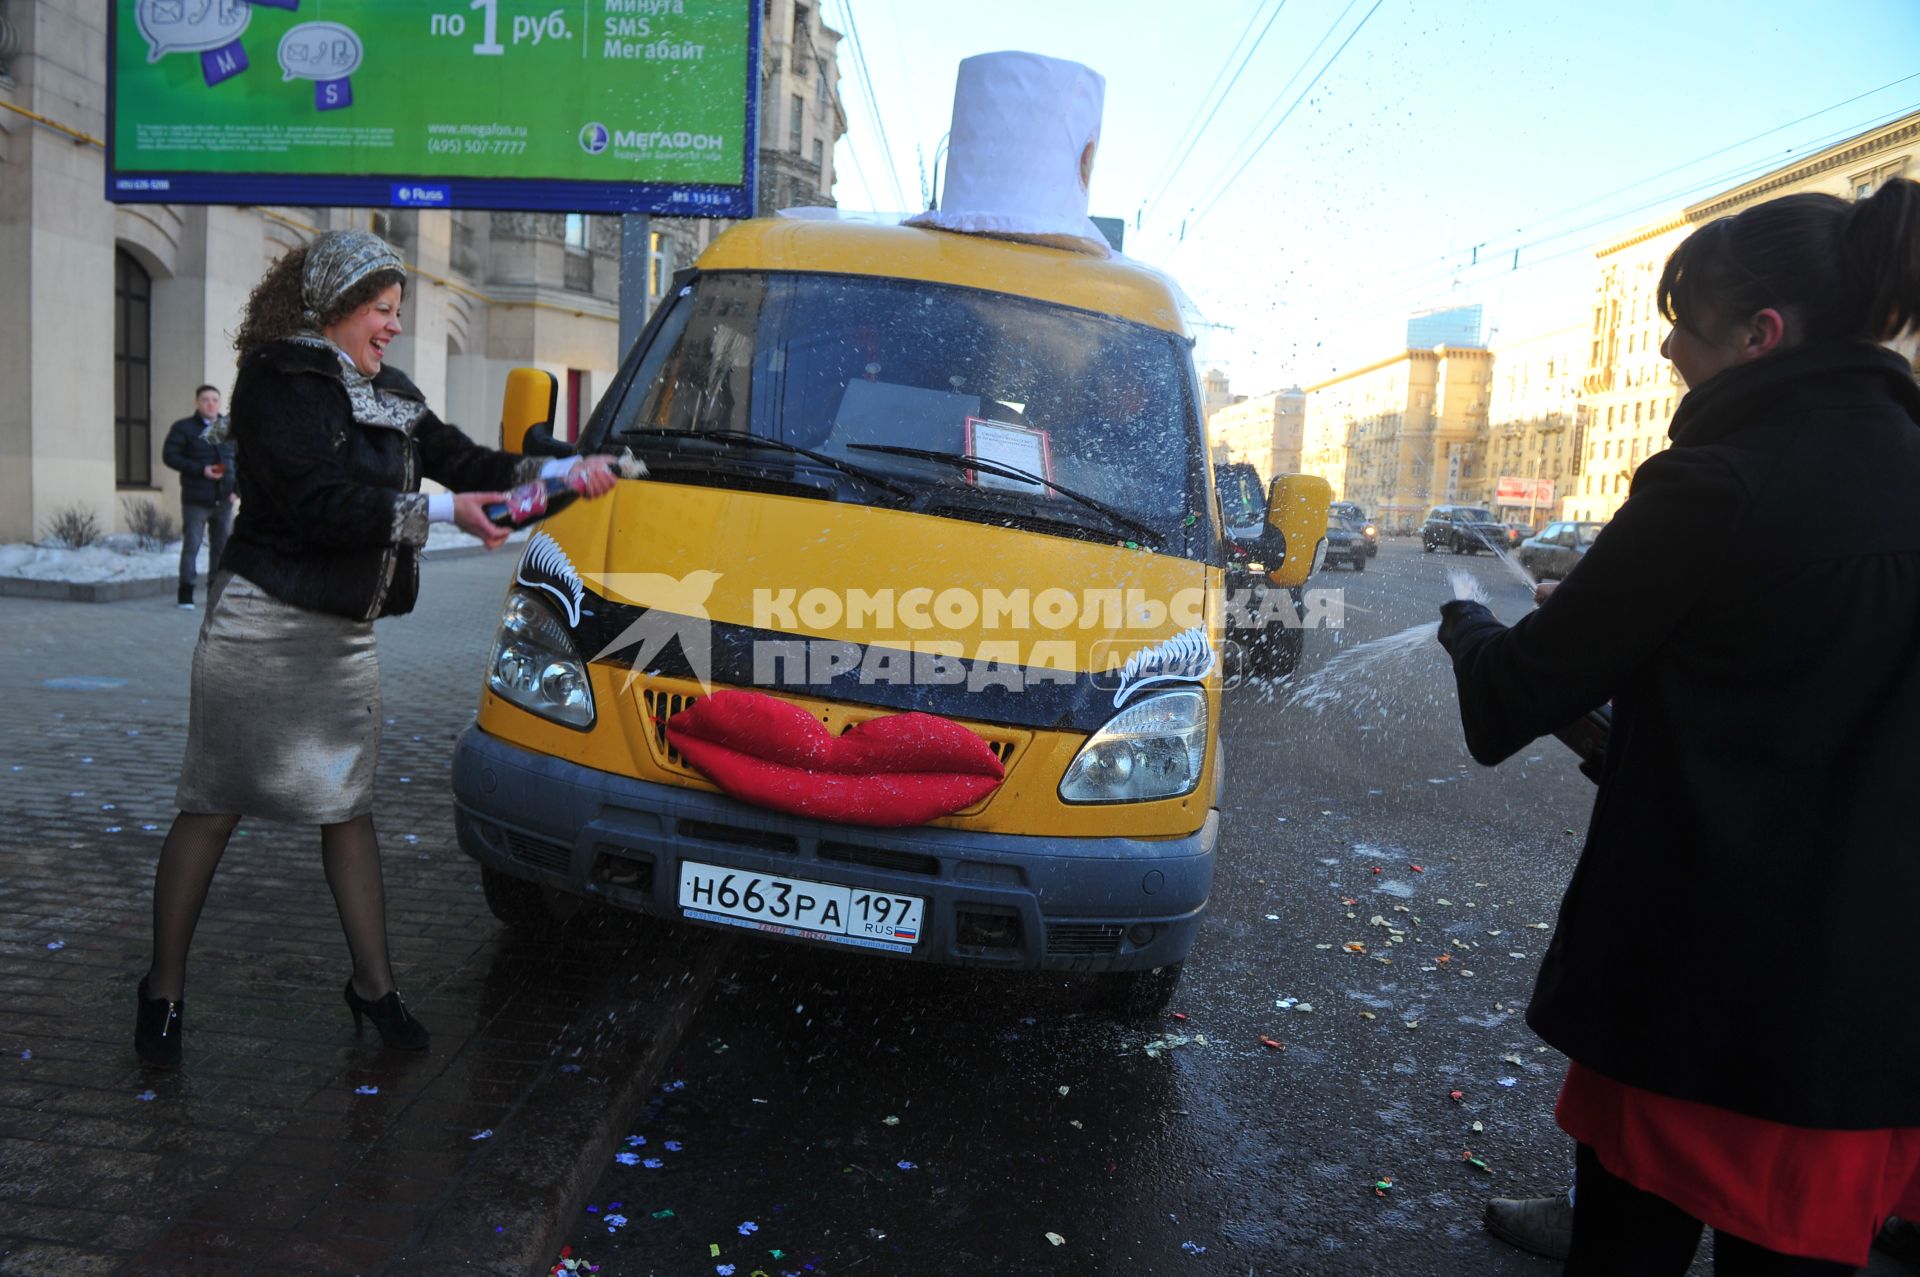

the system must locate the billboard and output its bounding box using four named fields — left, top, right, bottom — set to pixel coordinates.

left=1495, top=476, right=1554, bottom=504
left=108, top=0, right=758, bottom=216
